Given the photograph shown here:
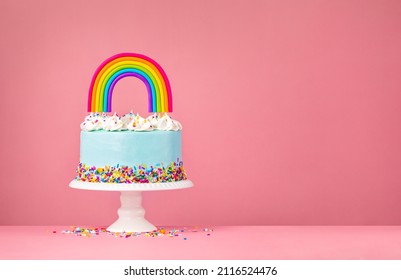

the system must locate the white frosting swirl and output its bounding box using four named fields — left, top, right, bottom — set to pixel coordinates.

left=156, top=114, right=182, bottom=131
left=127, top=114, right=153, bottom=131
left=121, top=111, right=135, bottom=128
left=103, top=113, right=124, bottom=131
left=81, top=112, right=182, bottom=132
left=146, top=113, right=160, bottom=127
left=80, top=113, right=104, bottom=131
